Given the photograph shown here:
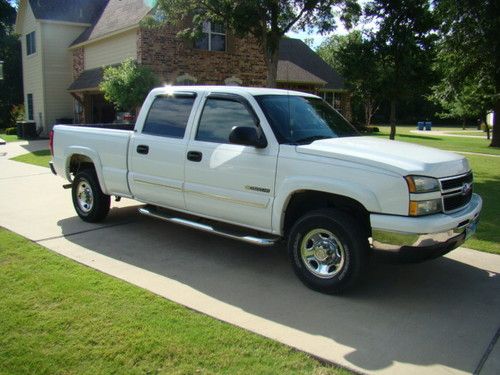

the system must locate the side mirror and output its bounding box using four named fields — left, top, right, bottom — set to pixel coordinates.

left=229, top=126, right=267, bottom=148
